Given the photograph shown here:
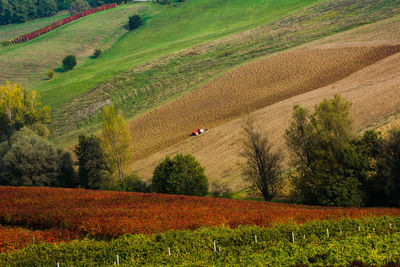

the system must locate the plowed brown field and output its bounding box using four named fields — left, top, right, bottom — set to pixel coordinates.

left=131, top=50, right=400, bottom=191
left=129, top=45, right=400, bottom=161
